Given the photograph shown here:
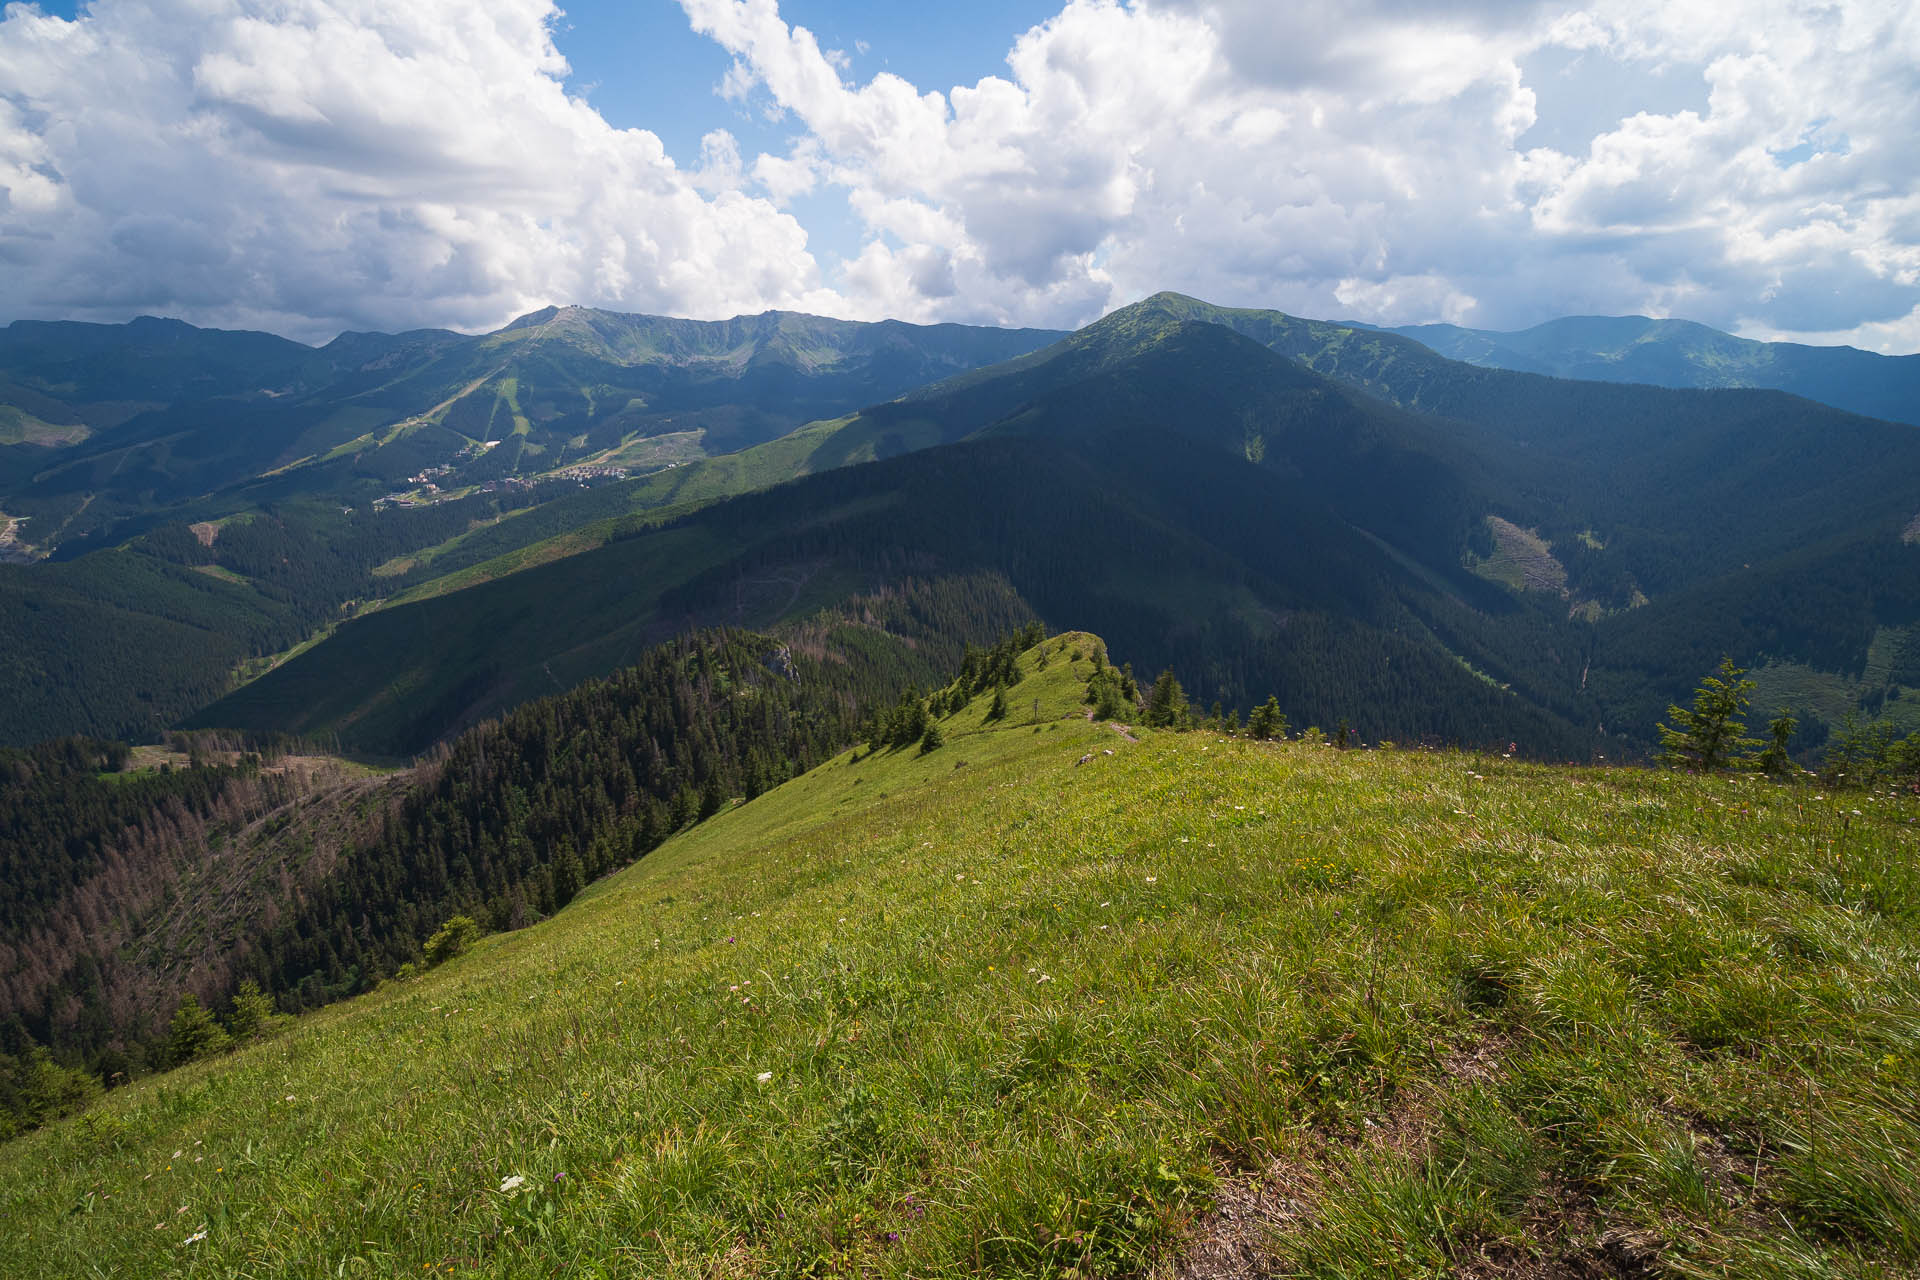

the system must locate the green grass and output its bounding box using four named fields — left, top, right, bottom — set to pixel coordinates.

left=9, top=635, right=1920, bottom=1278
